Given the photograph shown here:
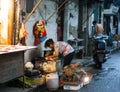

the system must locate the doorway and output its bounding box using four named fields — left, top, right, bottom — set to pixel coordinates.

left=56, top=0, right=66, bottom=41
